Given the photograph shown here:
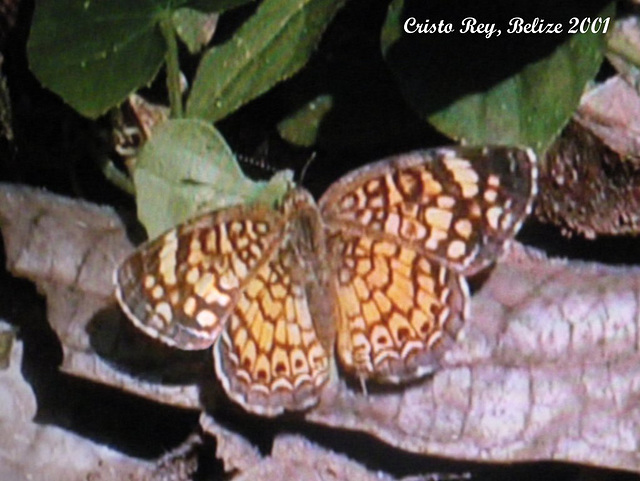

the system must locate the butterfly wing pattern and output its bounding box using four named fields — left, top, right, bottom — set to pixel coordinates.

left=115, top=146, right=537, bottom=415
